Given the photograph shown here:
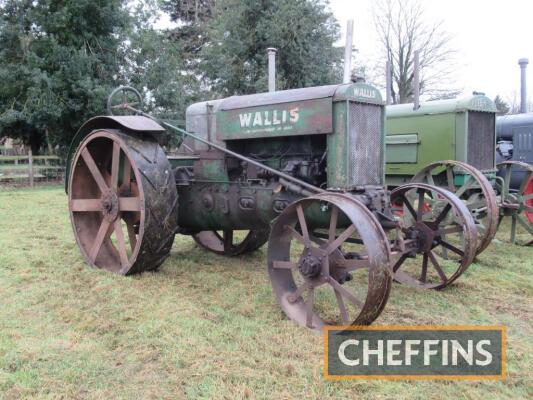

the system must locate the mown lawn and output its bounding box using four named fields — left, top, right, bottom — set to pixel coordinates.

left=0, top=186, right=532, bottom=399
